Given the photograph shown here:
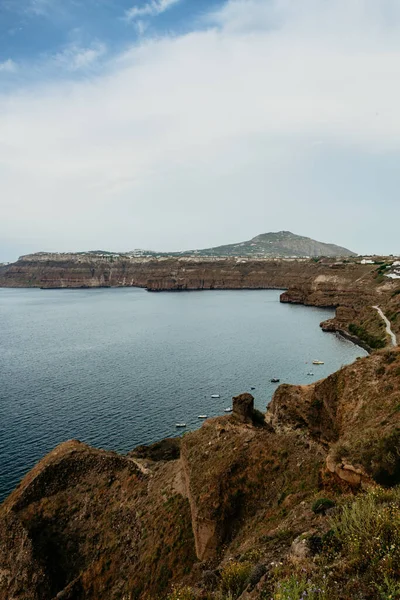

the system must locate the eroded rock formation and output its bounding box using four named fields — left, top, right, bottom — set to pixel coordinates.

left=232, top=393, right=254, bottom=423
